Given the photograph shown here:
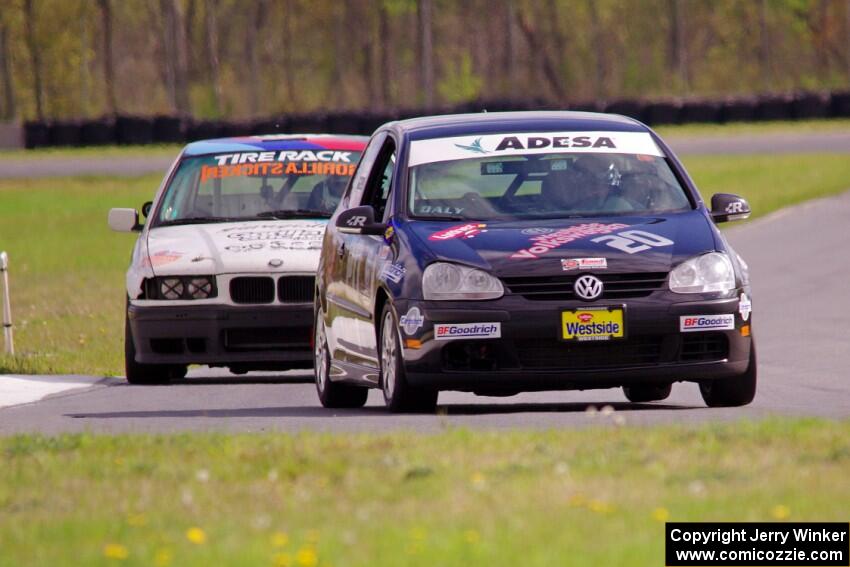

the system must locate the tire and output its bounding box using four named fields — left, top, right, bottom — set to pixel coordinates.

left=379, top=304, right=438, bottom=413
left=124, top=313, right=185, bottom=385
left=700, top=342, right=757, bottom=407
left=623, top=383, right=672, bottom=403
left=314, top=310, right=368, bottom=408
